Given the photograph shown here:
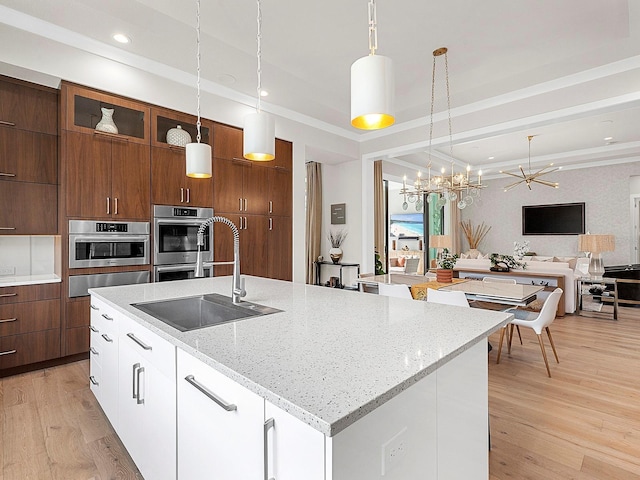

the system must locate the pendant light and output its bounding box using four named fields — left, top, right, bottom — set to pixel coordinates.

left=243, top=0, right=275, bottom=161
left=350, top=0, right=395, bottom=130
left=186, top=0, right=212, bottom=178
left=500, top=135, right=559, bottom=191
